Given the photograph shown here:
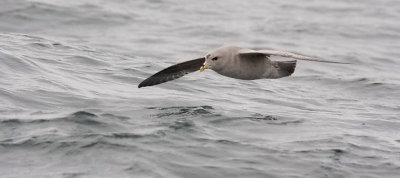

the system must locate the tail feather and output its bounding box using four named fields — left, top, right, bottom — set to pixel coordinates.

left=276, top=60, right=296, bottom=78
